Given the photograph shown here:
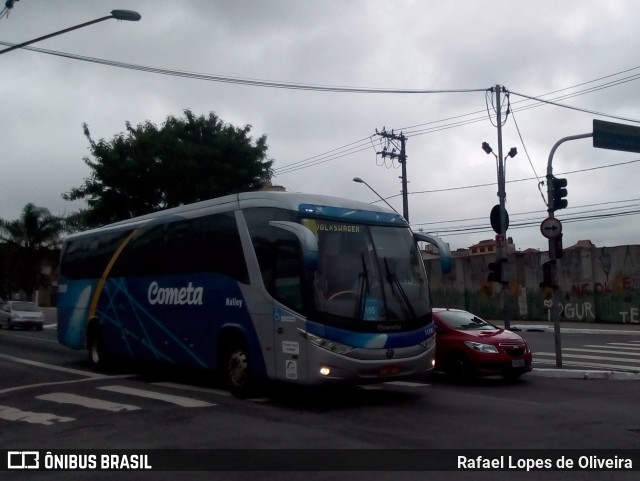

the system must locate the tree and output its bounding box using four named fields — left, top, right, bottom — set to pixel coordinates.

left=0, top=203, right=64, bottom=300
left=63, top=109, right=274, bottom=228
